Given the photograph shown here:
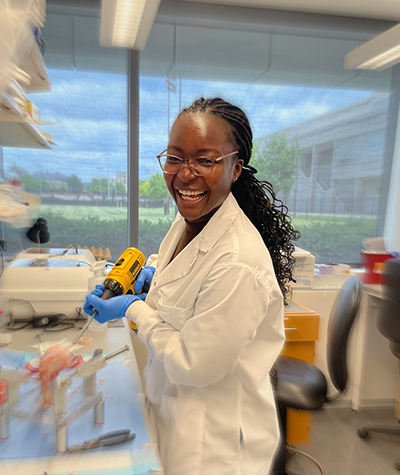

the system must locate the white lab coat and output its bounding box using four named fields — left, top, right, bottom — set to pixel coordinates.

left=127, top=193, right=285, bottom=475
